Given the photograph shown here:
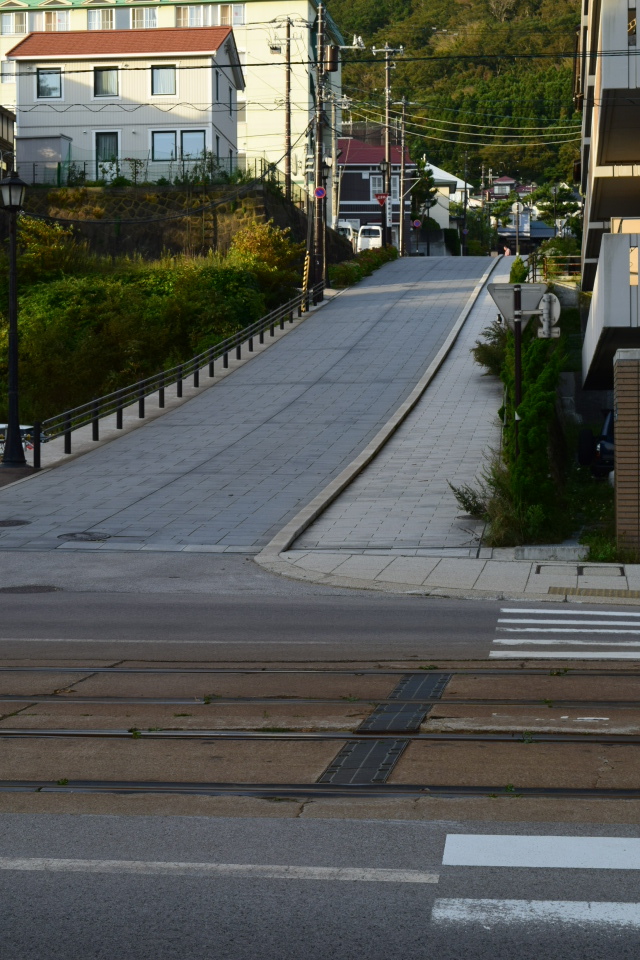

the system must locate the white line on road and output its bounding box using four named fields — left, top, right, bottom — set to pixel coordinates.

left=497, top=628, right=640, bottom=634
left=0, top=857, right=439, bottom=884
left=493, top=638, right=640, bottom=646
left=499, top=619, right=640, bottom=627
left=442, top=835, right=640, bottom=869
left=501, top=608, right=640, bottom=617
left=431, top=899, right=640, bottom=927
left=490, top=651, right=640, bottom=659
